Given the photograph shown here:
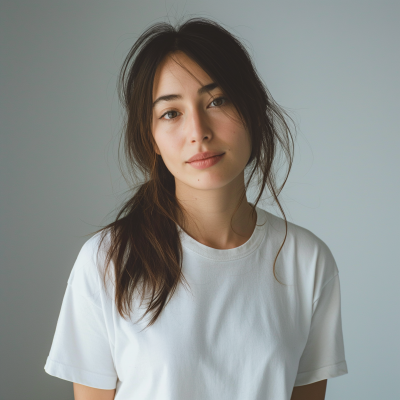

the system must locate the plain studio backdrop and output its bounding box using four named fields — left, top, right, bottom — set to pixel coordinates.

left=1, top=0, right=399, bottom=399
